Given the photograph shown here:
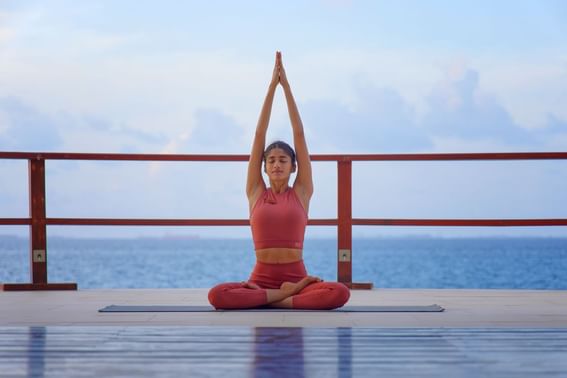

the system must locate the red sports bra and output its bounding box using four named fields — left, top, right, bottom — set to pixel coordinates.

left=250, top=187, right=308, bottom=250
